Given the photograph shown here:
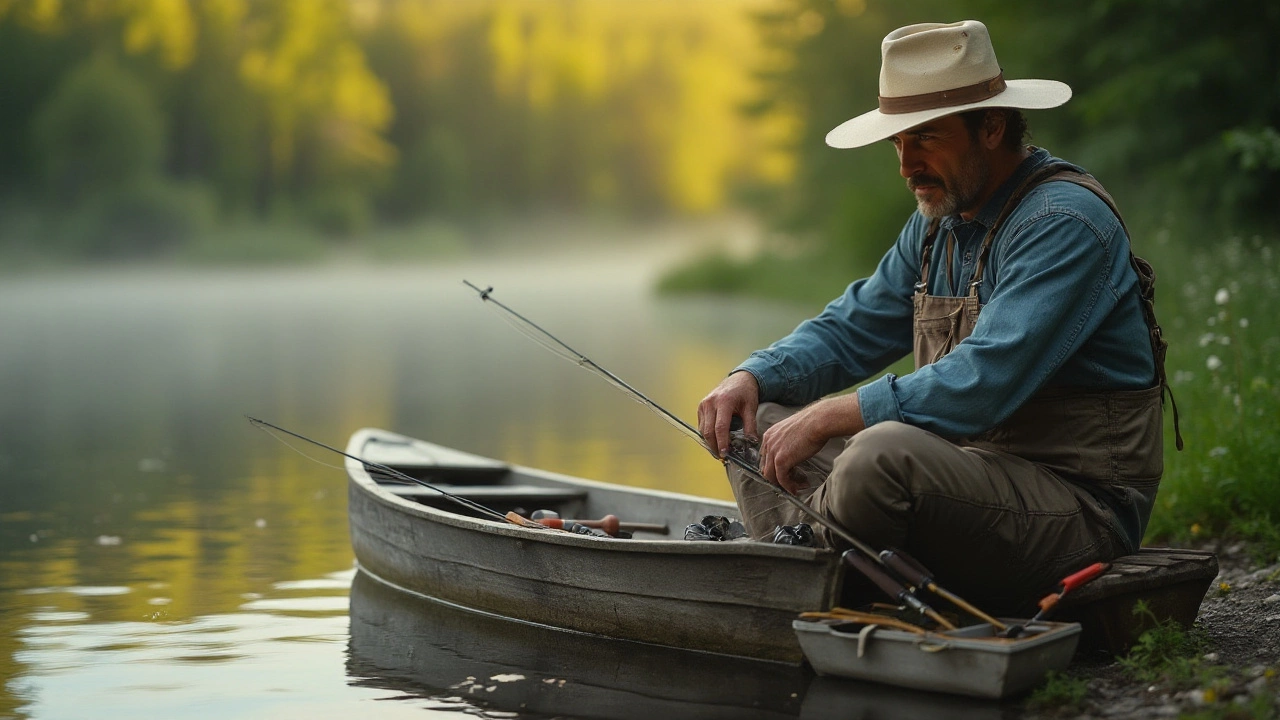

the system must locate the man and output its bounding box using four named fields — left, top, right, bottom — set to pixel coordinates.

left=696, top=20, right=1179, bottom=612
